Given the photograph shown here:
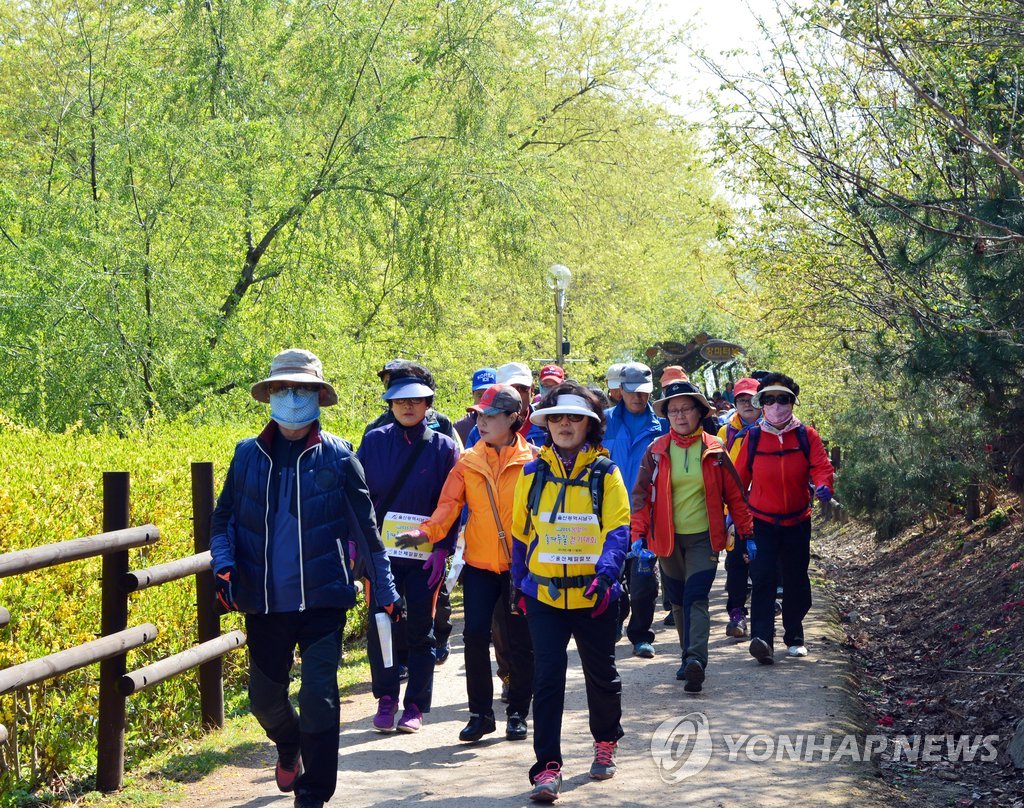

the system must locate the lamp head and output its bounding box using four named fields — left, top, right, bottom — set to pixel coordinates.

left=546, top=263, right=572, bottom=292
